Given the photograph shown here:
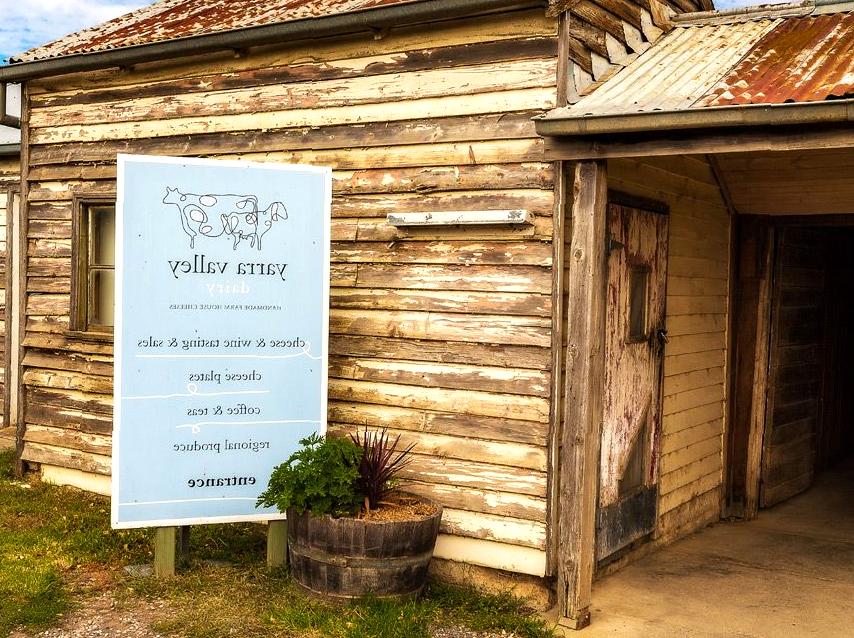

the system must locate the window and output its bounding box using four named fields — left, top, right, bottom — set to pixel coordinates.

left=627, top=267, right=649, bottom=341
left=72, top=197, right=115, bottom=333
